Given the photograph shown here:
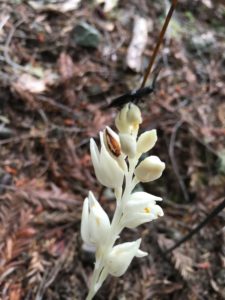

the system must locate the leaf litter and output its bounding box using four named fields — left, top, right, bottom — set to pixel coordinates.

left=0, top=1, right=225, bottom=299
